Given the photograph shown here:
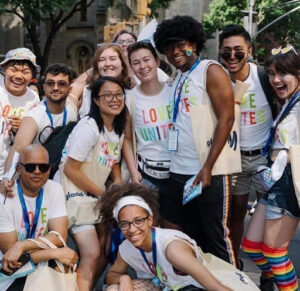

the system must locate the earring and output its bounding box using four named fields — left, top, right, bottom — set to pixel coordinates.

left=186, top=48, right=192, bottom=56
